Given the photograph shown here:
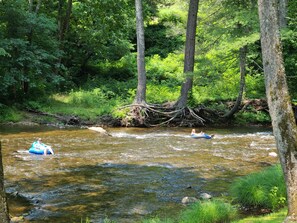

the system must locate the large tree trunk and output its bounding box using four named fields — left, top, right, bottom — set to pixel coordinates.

left=0, top=142, right=10, bottom=223
left=258, top=1, right=297, bottom=222
left=278, top=0, right=287, bottom=28
left=223, top=45, right=247, bottom=118
left=134, top=0, right=146, bottom=104
left=175, top=0, right=199, bottom=108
